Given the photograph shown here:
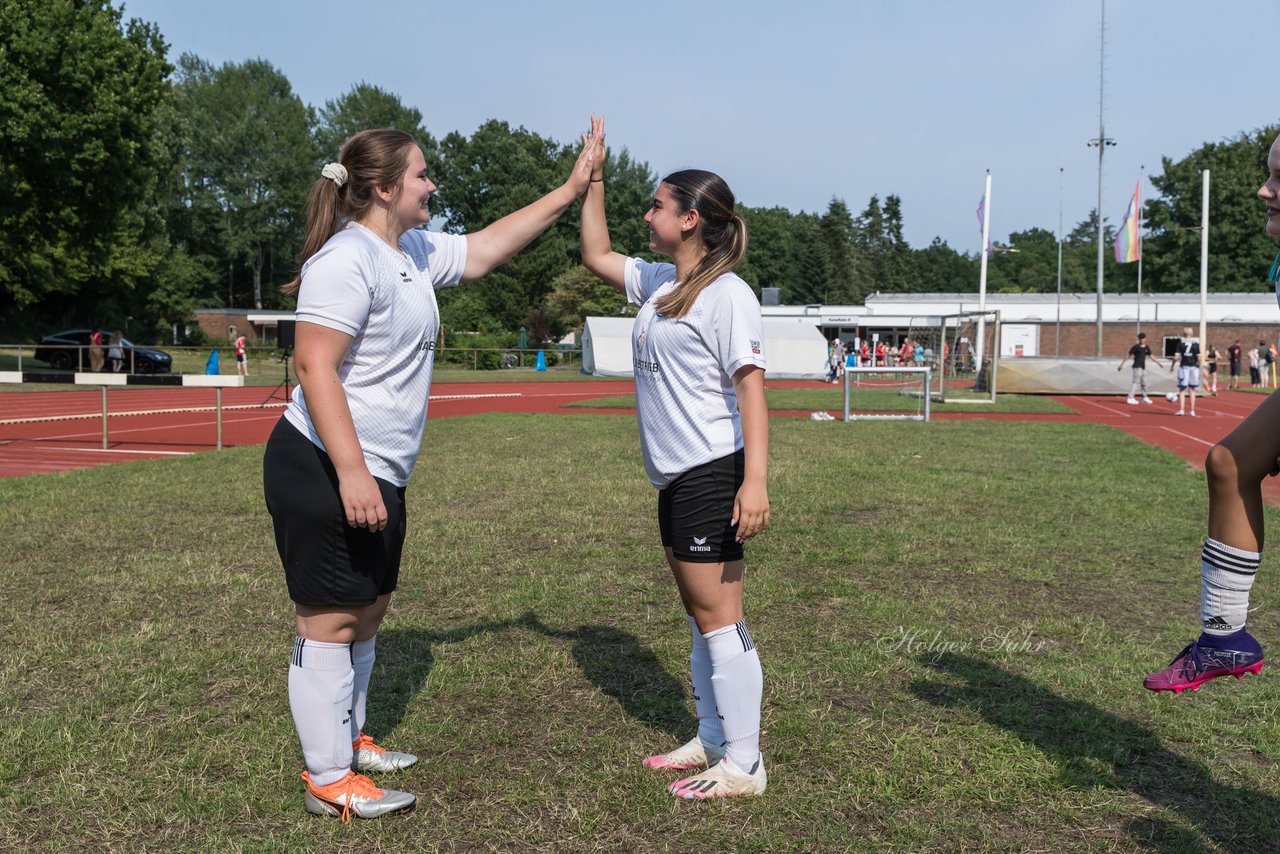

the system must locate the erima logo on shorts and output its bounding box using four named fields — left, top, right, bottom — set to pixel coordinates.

left=690, top=535, right=711, bottom=552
